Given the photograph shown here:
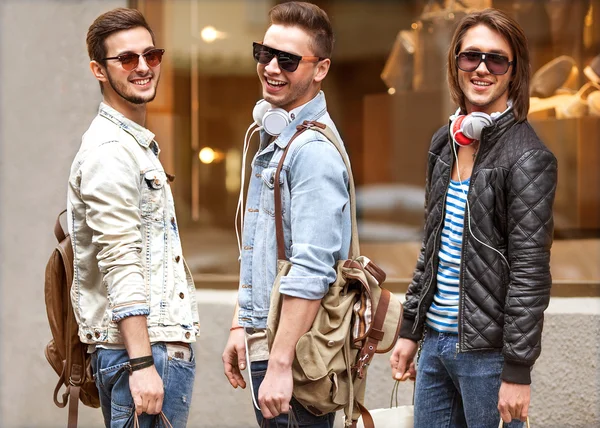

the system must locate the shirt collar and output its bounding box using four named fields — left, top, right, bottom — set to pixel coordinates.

left=259, top=91, right=328, bottom=150
left=98, top=102, right=157, bottom=151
